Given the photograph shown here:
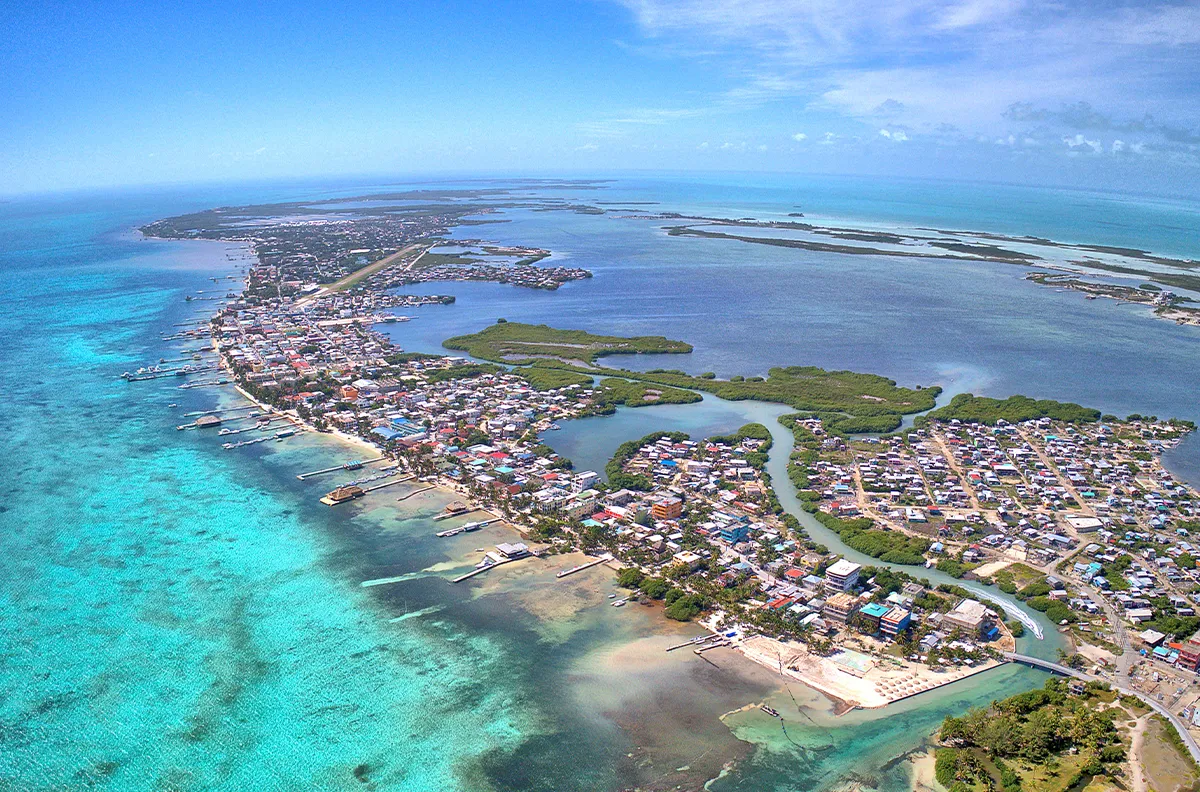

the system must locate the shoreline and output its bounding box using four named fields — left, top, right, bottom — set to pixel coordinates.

left=213, top=337, right=1016, bottom=717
